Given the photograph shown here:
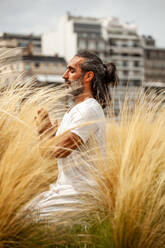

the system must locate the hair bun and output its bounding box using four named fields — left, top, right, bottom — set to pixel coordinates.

left=104, top=62, right=119, bottom=87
